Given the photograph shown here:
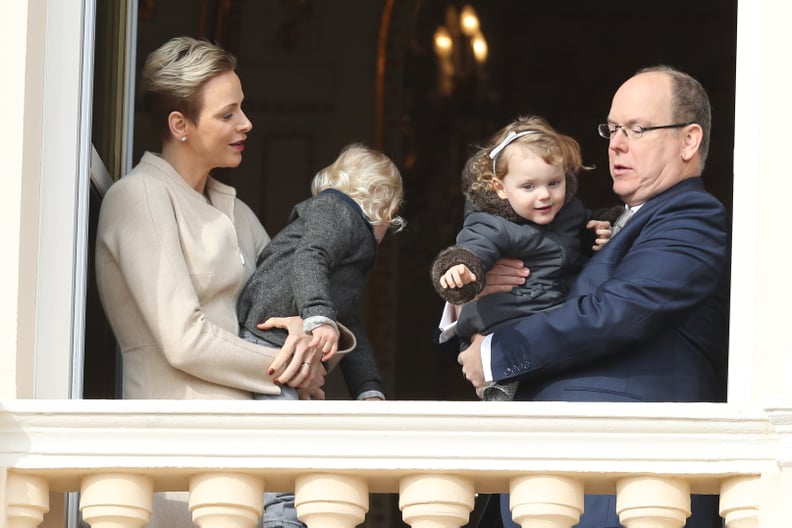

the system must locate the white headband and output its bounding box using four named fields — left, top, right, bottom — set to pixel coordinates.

left=488, top=130, right=539, bottom=175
